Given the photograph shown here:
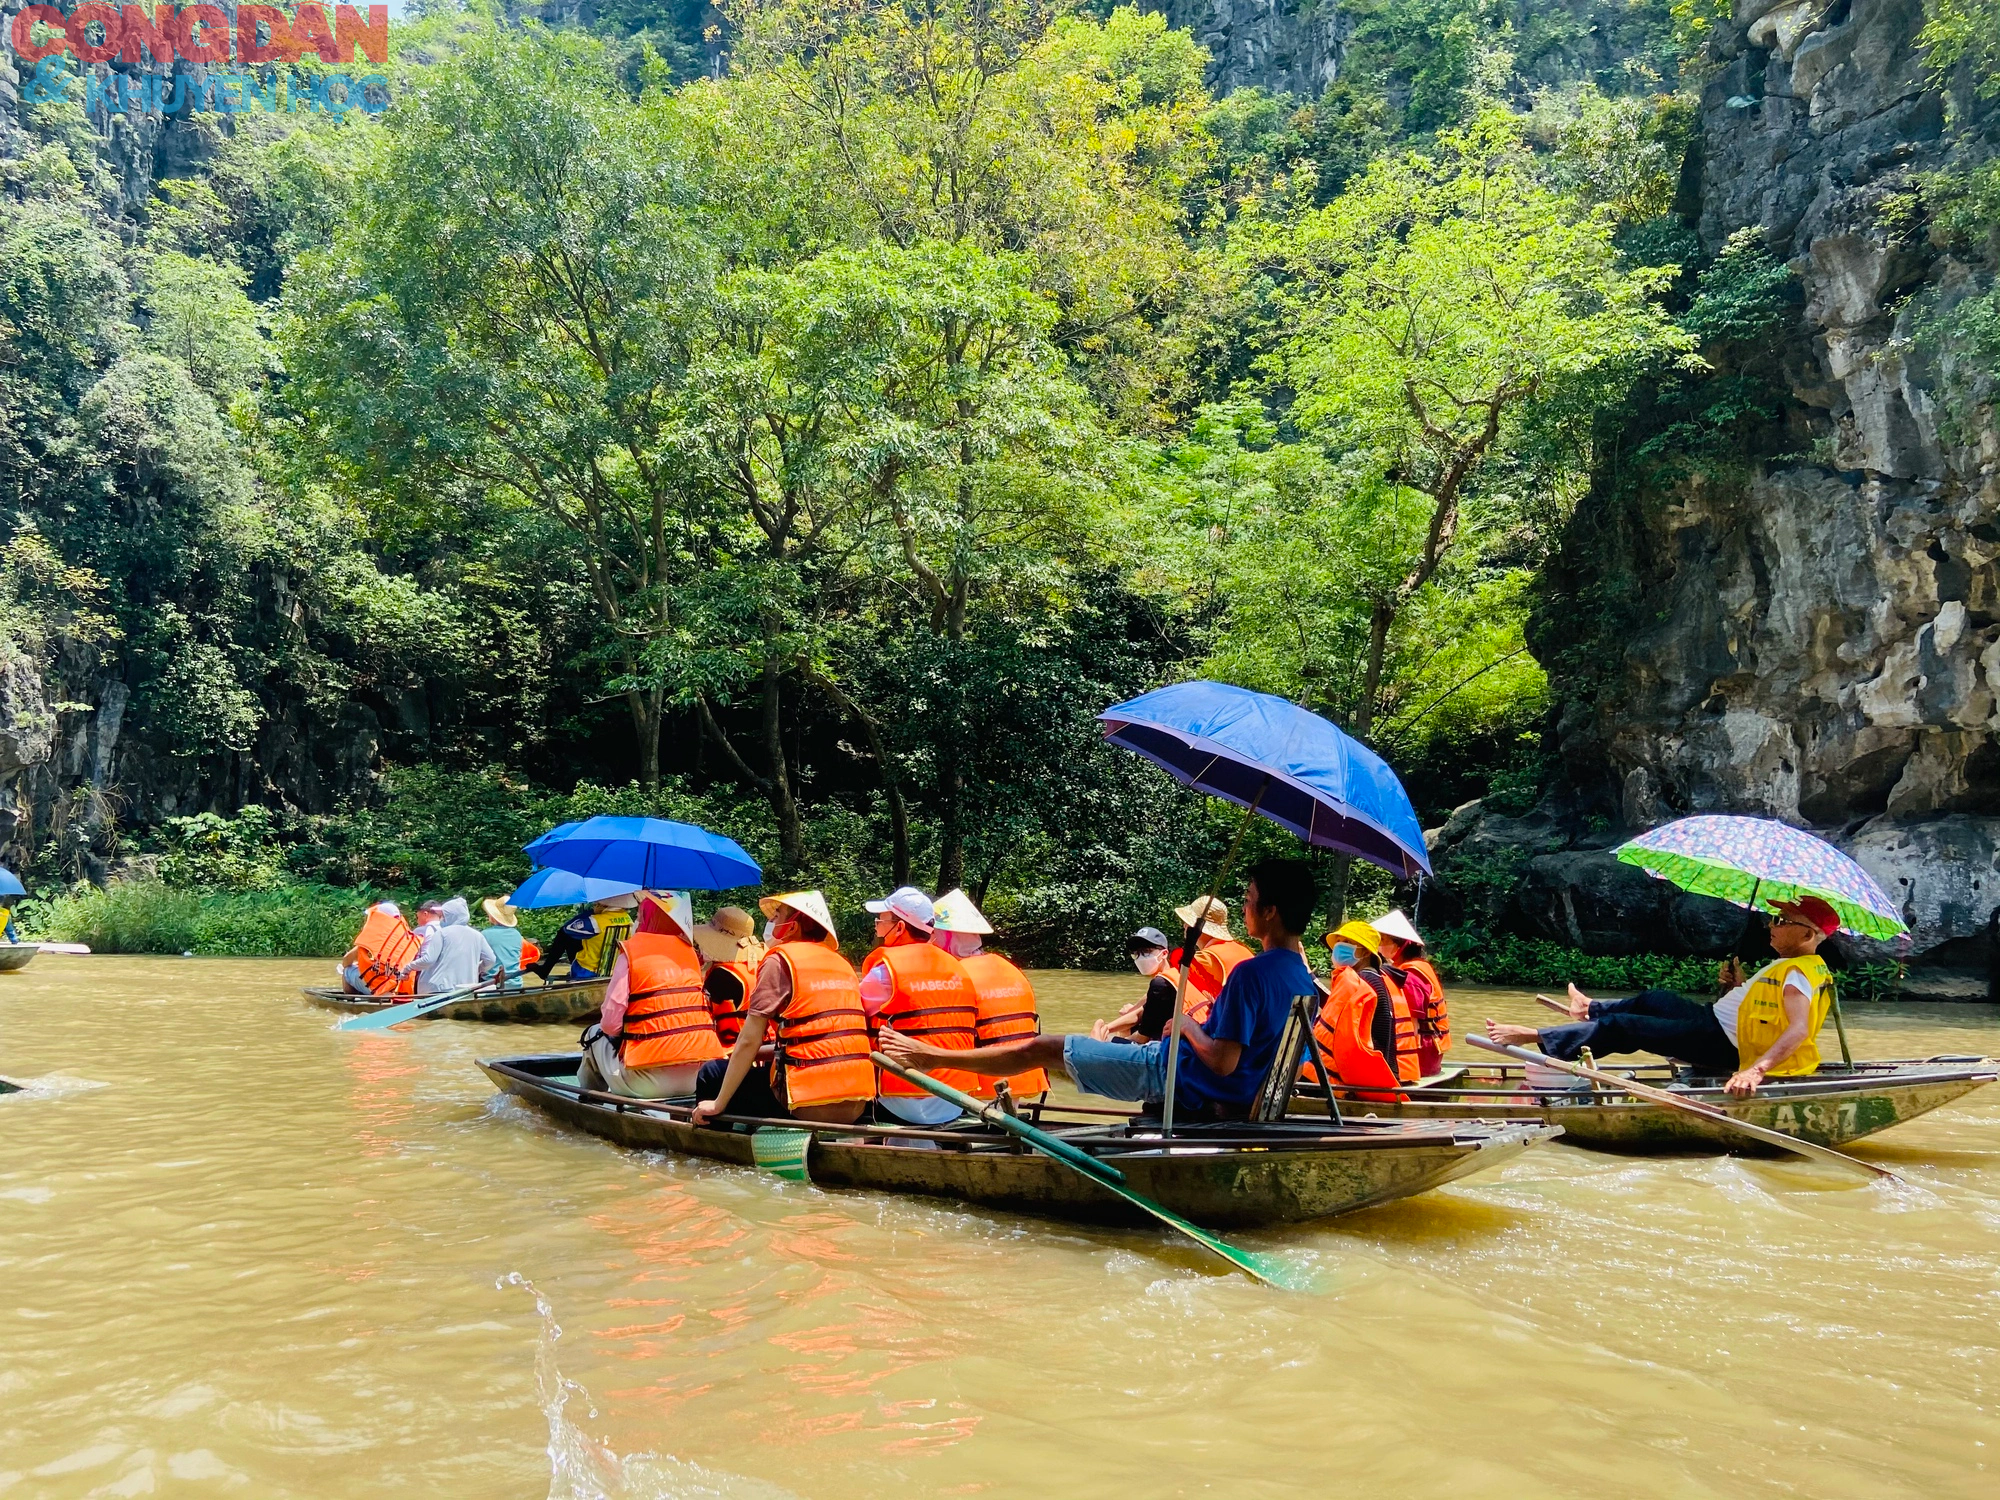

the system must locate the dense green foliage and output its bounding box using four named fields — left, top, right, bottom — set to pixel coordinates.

left=1, top=0, right=1870, bottom=974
